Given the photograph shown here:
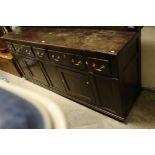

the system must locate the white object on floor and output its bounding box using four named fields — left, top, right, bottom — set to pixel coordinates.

left=0, top=81, right=68, bottom=129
